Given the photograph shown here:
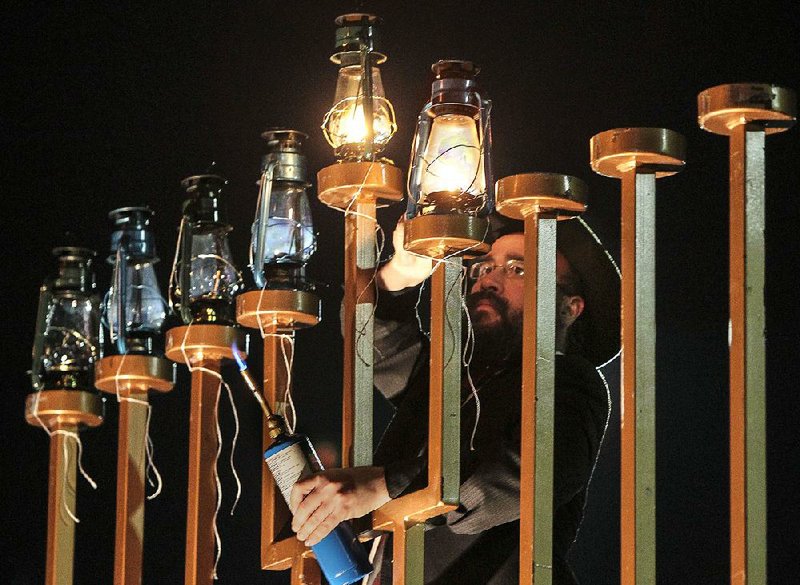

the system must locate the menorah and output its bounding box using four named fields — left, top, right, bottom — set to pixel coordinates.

left=22, top=11, right=796, bottom=585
